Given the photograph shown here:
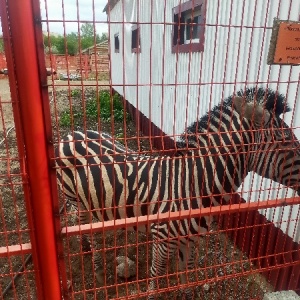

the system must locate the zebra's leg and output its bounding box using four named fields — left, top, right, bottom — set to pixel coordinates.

left=148, top=239, right=176, bottom=300
left=77, top=203, right=104, bottom=284
left=178, top=242, right=195, bottom=300
left=77, top=202, right=93, bottom=251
